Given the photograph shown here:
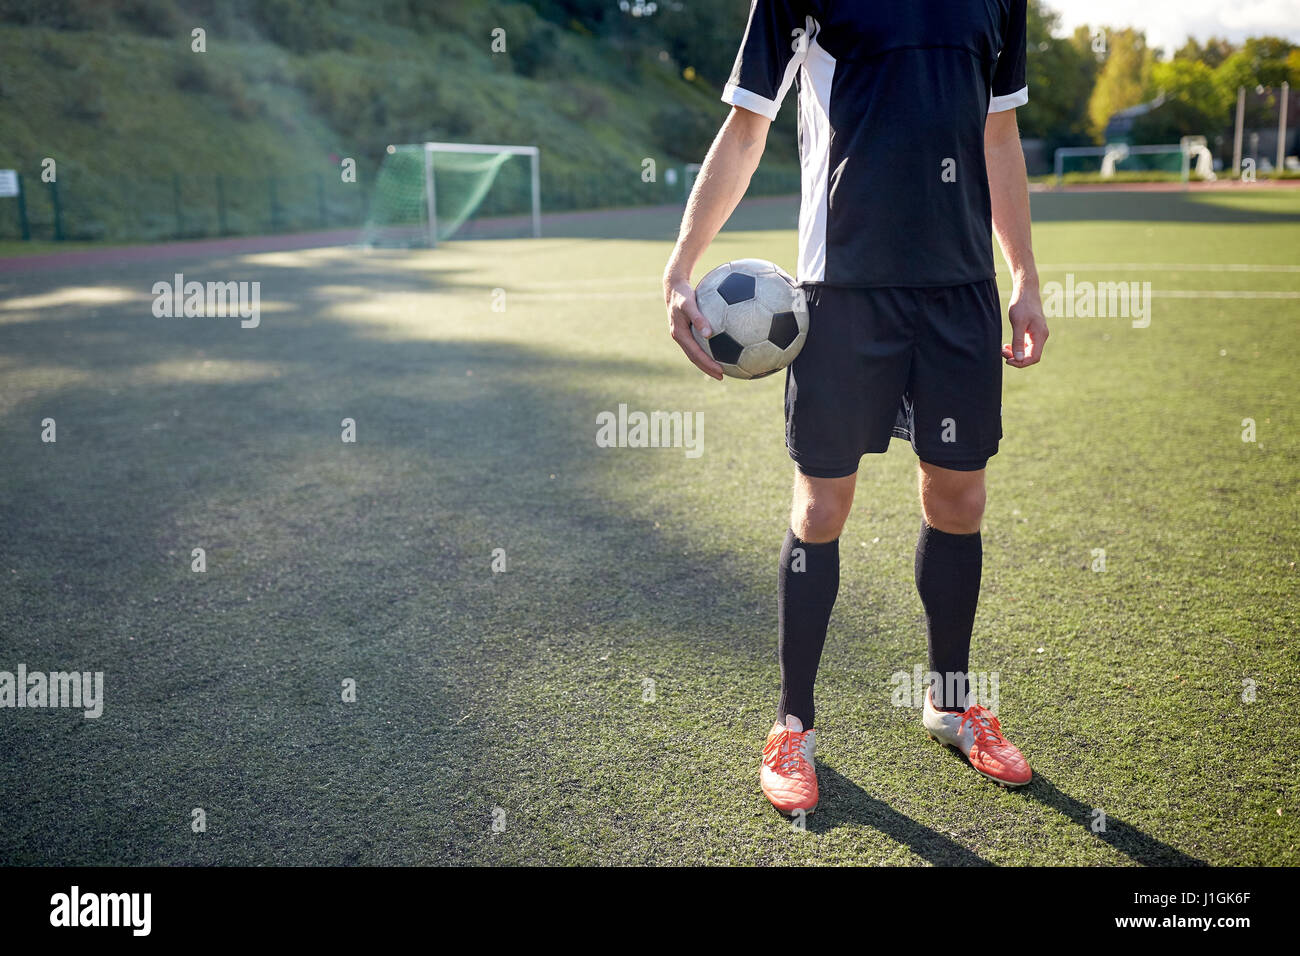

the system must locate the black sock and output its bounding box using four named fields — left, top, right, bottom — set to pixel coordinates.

left=915, top=520, right=982, bottom=711
left=777, top=529, right=839, bottom=729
